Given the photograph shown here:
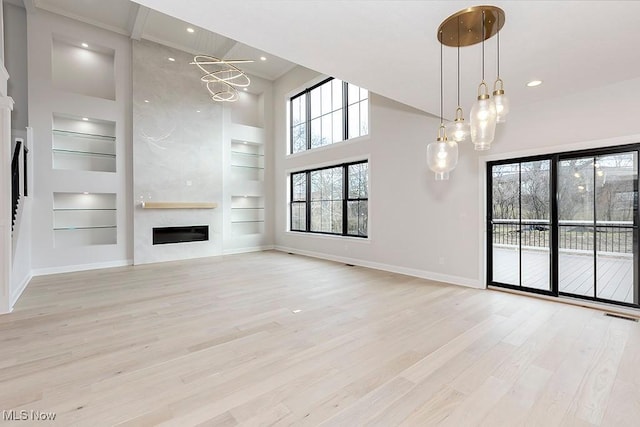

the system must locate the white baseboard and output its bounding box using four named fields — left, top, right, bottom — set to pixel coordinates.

left=10, top=272, right=32, bottom=307
left=274, top=246, right=483, bottom=289
left=32, top=259, right=133, bottom=276
left=223, top=245, right=275, bottom=255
